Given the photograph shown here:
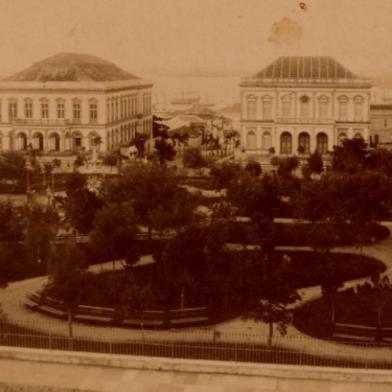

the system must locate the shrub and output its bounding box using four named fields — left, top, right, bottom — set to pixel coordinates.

left=245, top=160, right=262, bottom=177
left=102, top=151, right=118, bottom=166
left=183, top=148, right=205, bottom=168
left=307, top=151, right=324, bottom=175
left=210, top=162, right=241, bottom=189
